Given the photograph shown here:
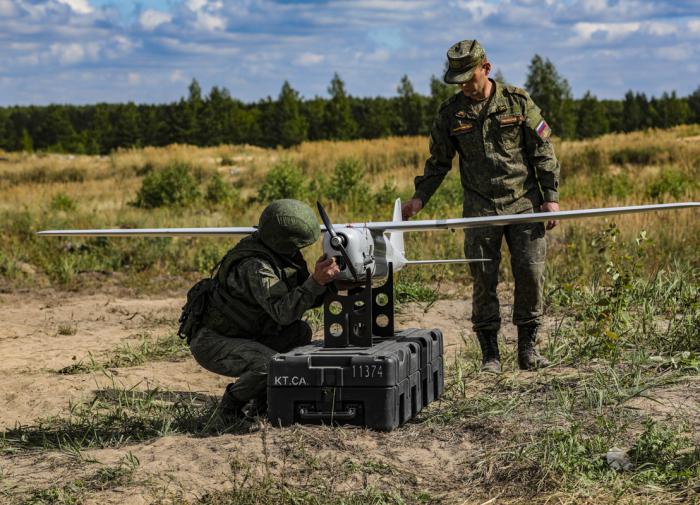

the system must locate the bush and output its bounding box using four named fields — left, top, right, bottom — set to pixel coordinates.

left=324, top=158, right=368, bottom=204
left=646, top=170, right=697, bottom=200
left=561, top=146, right=608, bottom=175
left=49, top=193, right=77, bottom=212
left=257, top=159, right=307, bottom=202
left=133, top=162, right=201, bottom=208
left=205, top=173, right=239, bottom=206
left=610, top=146, right=664, bottom=166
